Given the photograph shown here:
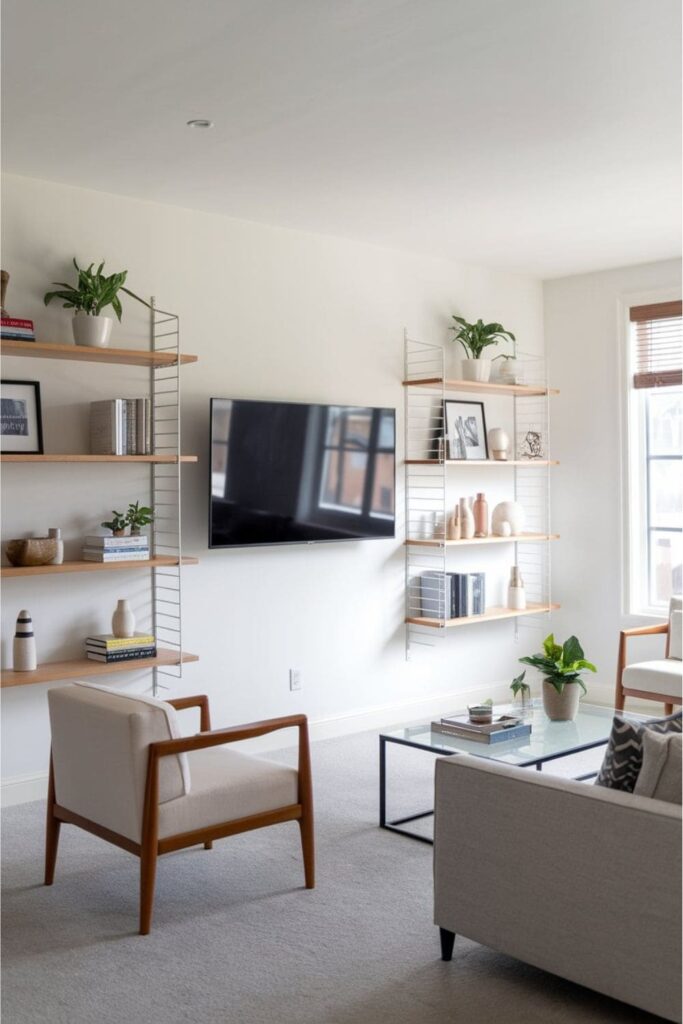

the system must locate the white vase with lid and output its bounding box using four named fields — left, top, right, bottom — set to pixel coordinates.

left=112, top=599, right=136, bottom=639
